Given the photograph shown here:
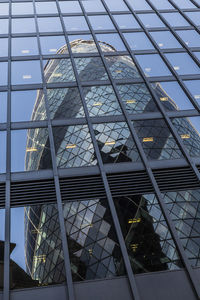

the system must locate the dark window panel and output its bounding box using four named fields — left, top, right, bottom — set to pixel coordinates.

left=74, top=57, right=108, bottom=81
